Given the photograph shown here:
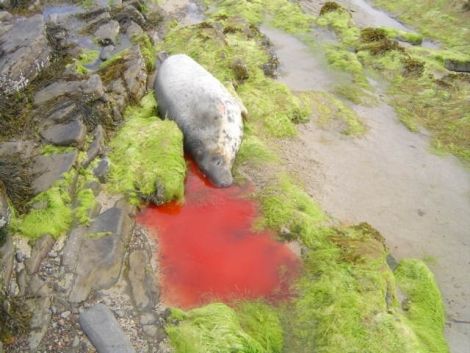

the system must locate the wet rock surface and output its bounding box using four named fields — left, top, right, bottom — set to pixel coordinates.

left=31, top=151, right=77, bottom=194
left=79, top=303, right=135, bottom=353
left=0, top=14, right=51, bottom=94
